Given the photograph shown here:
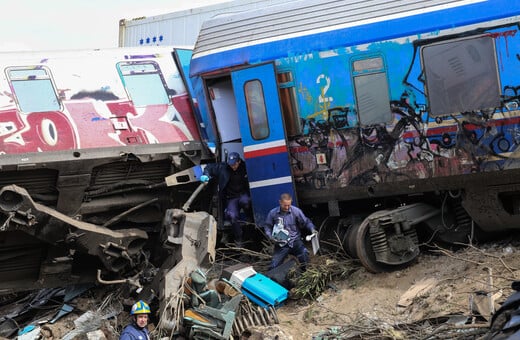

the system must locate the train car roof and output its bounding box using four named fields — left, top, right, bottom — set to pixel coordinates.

left=0, top=45, right=192, bottom=62
left=190, top=0, right=520, bottom=76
